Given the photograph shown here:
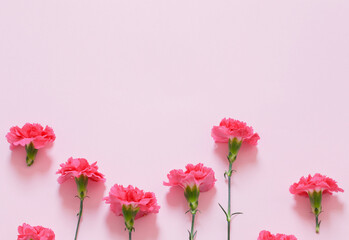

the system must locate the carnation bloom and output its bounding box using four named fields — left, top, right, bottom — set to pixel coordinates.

left=211, top=118, right=260, bottom=145
left=258, top=230, right=297, bottom=240
left=104, top=184, right=160, bottom=239
left=56, top=157, right=106, bottom=185
left=164, top=163, right=216, bottom=240
left=290, top=173, right=343, bottom=196
left=290, top=173, right=343, bottom=233
left=163, top=163, right=216, bottom=193
left=6, top=123, right=56, bottom=166
left=164, top=163, right=216, bottom=211
left=211, top=118, right=259, bottom=240
left=57, top=157, right=105, bottom=240
left=17, top=223, right=55, bottom=240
